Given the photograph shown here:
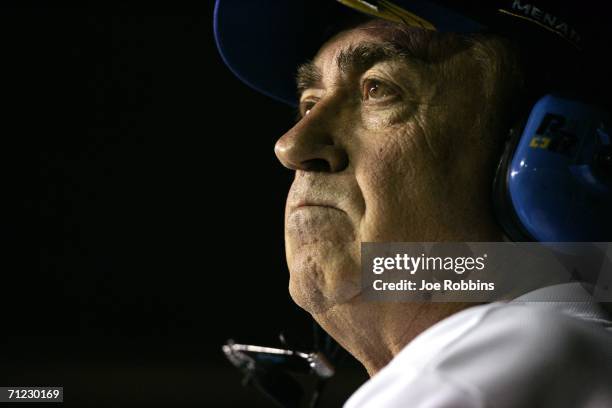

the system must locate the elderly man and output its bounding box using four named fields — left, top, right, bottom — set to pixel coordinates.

left=215, top=1, right=612, bottom=406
